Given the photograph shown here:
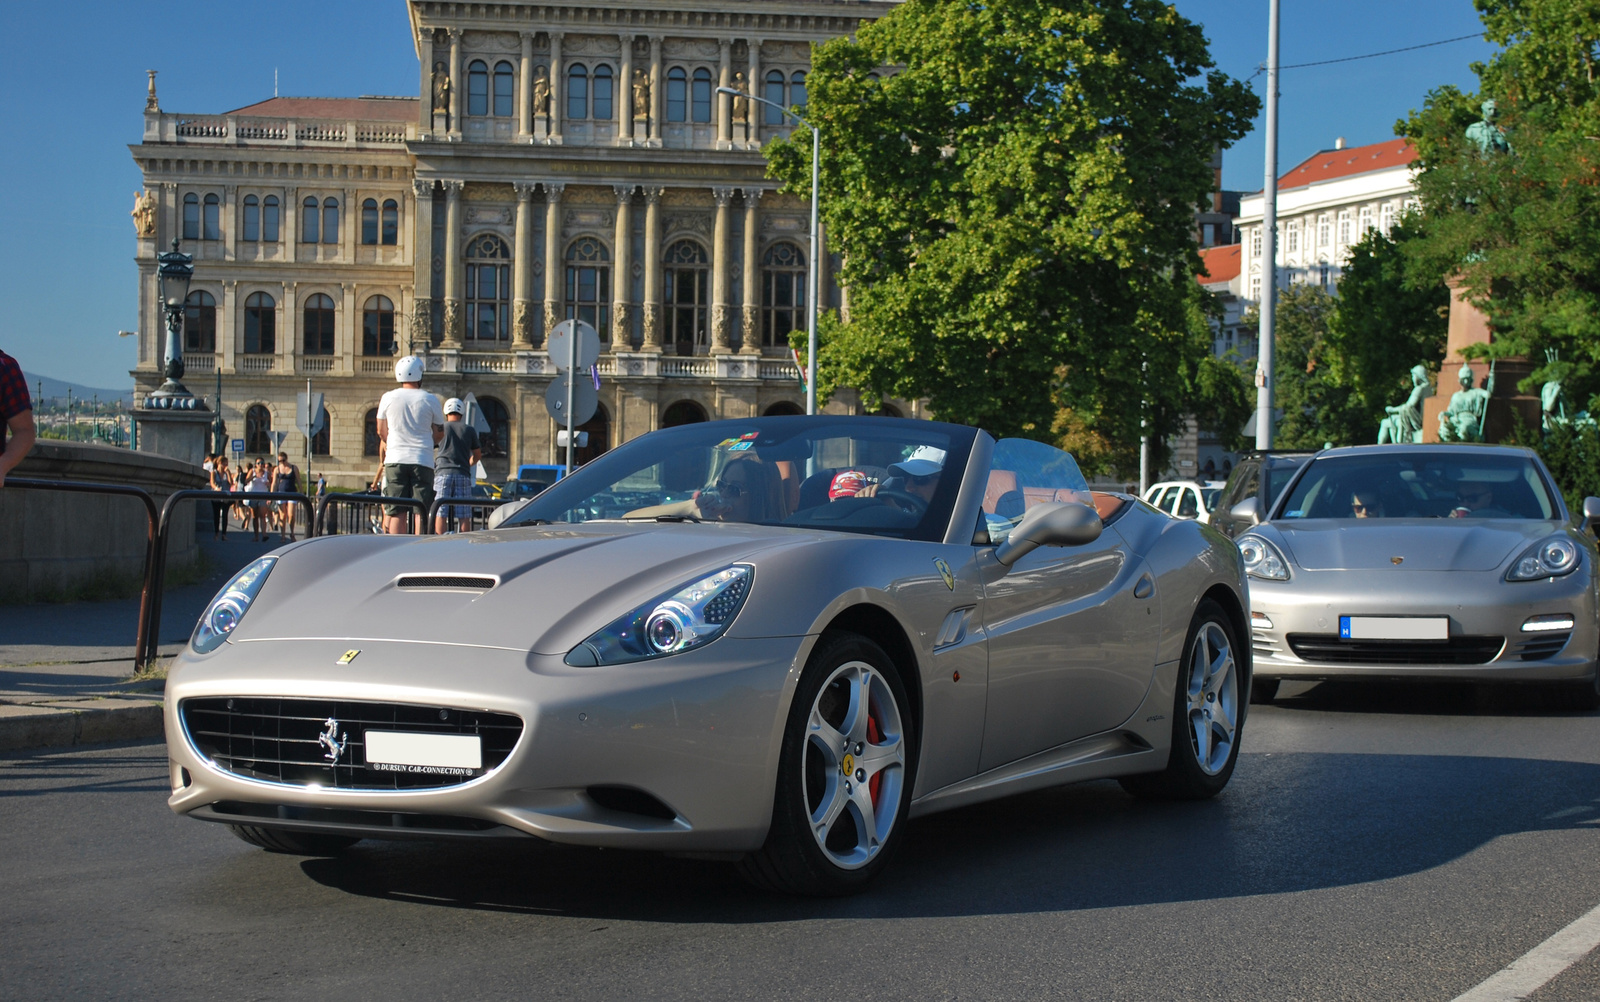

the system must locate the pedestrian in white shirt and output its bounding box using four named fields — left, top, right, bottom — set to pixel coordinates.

left=373, top=355, right=444, bottom=534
